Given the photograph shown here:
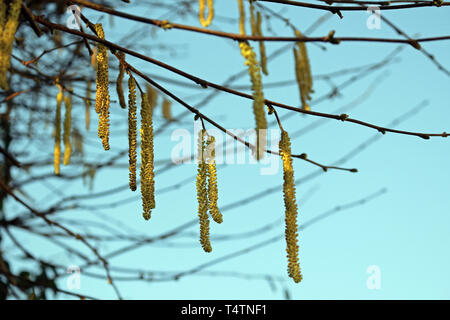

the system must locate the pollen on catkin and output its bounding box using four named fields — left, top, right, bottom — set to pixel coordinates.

left=63, top=94, right=72, bottom=166
left=239, top=41, right=267, bottom=160
left=116, top=52, right=127, bottom=109
left=94, top=24, right=110, bottom=150
left=0, top=0, right=22, bottom=90
left=128, top=76, right=137, bottom=192
left=197, top=130, right=212, bottom=252
left=162, top=98, right=172, bottom=121
left=279, top=130, right=302, bottom=283
left=54, top=85, right=63, bottom=175
left=293, top=29, right=313, bottom=111
left=198, top=0, right=214, bottom=27
left=140, top=92, right=155, bottom=220
left=206, top=136, right=223, bottom=224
